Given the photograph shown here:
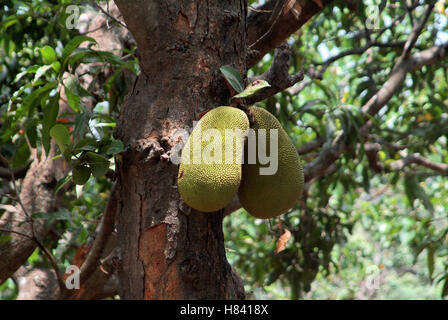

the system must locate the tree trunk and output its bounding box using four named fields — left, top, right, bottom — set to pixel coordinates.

left=113, top=0, right=247, bottom=299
